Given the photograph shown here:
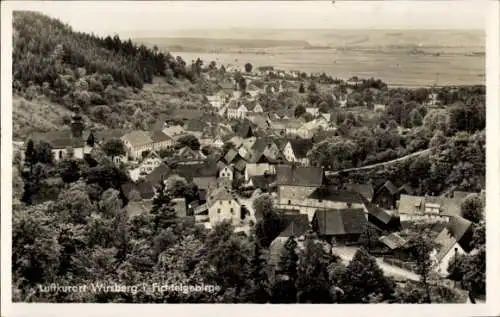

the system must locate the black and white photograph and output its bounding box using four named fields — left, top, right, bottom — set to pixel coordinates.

left=1, top=0, right=499, bottom=314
